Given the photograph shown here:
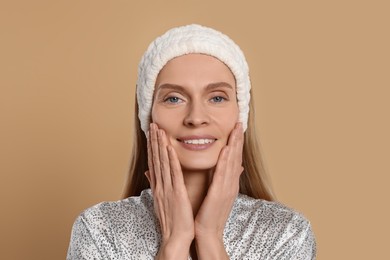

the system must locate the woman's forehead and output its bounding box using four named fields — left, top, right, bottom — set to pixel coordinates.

left=155, top=54, right=236, bottom=89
